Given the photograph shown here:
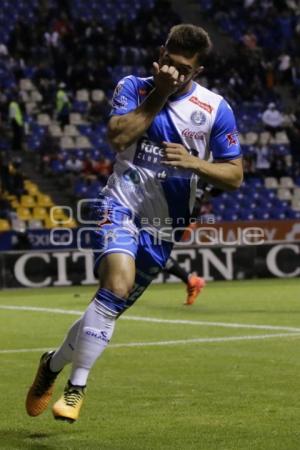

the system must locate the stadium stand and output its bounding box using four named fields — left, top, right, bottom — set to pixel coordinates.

left=0, top=0, right=300, bottom=233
